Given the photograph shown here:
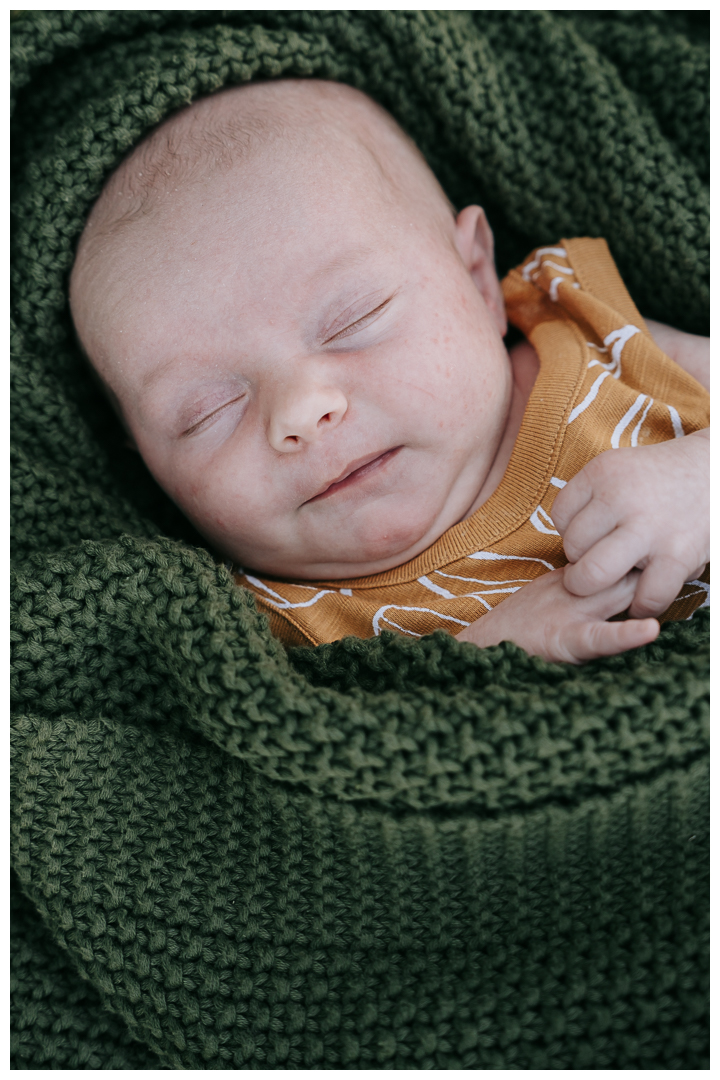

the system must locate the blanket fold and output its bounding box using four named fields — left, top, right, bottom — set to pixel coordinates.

left=11, top=10, right=708, bottom=1069
left=11, top=536, right=710, bottom=811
